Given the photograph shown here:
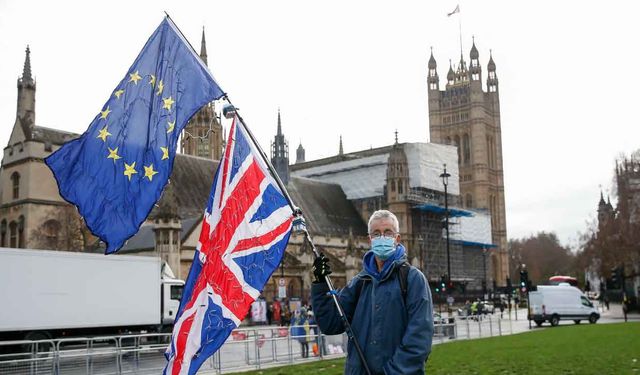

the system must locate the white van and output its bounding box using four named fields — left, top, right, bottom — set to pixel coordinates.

left=528, top=285, right=600, bottom=327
